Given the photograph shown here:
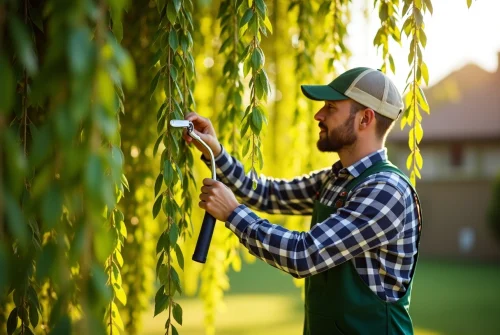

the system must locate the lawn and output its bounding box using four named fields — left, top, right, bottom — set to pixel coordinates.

left=142, top=259, right=500, bottom=335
